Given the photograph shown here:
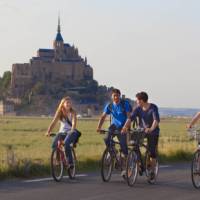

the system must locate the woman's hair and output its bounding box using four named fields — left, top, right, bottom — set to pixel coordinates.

left=55, top=96, right=75, bottom=121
